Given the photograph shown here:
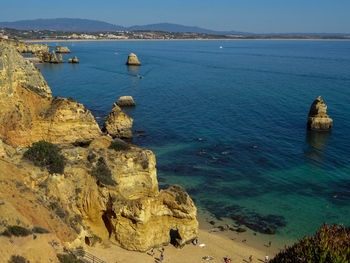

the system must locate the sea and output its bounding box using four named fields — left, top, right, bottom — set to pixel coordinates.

left=36, top=40, right=350, bottom=245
